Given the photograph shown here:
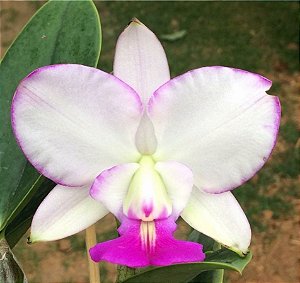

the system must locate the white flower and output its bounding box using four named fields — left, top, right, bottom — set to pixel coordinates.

left=11, top=19, right=280, bottom=267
